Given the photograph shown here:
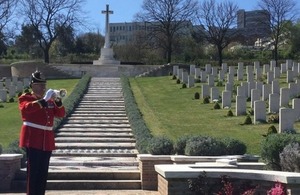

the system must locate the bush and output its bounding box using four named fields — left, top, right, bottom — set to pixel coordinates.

left=194, top=92, right=200, bottom=99
left=221, top=137, right=247, bottom=155
left=266, top=125, right=277, bottom=136
left=213, top=102, right=221, bottom=109
left=0, top=143, right=2, bottom=154
left=182, top=83, right=187, bottom=88
left=243, top=115, right=252, bottom=125
left=174, top=135, right=192, bottom=155
left=121, top=77, right=152, bottom=153
left=9, top=97, right=14, bottom=102
left=227, top=110, right=234, bottom=117
left=147, top=136, right=174, bottom=155
left=176, top=78, right=180, bottom=84
left=261, top=133, right=300, bottom=170
left=171, top=75, right=176, bottom=80
left=203, top=96, right=210, bottom=104
left=185, top=136, right=225, bottom=156
left=280, top=142, right=300, bottom=172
